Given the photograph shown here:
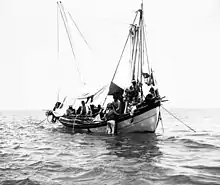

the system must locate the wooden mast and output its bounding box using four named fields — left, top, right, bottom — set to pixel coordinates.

left=139, top=3, right=144, bottom=99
